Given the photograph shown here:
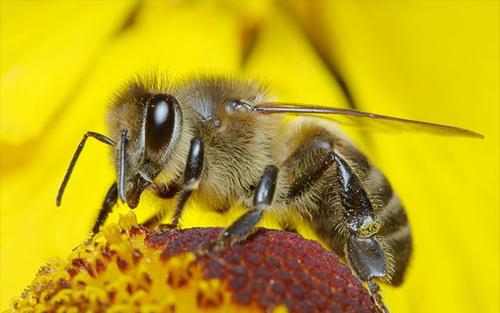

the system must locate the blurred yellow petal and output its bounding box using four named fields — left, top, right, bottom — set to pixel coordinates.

left=0, top=0, right=137, bottom=145
left=243, top=7, right=349, bottom=107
